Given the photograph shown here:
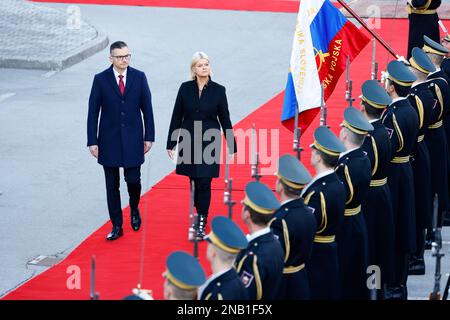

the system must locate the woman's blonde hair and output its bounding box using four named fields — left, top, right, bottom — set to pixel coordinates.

left=190, top=51, right=212, bottom=80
